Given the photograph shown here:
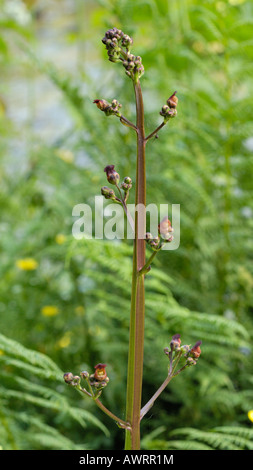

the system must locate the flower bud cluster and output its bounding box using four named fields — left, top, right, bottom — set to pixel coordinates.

left=122, top=54, right=144, bottom=80
left=93, top=99, right=122, bottom=117
left=145, top=233, right=161, bottom=251
left=165, top=334, right=202, bottom=364
left=121, top=176, right=132, bottom=192
left=101, top=165, right=133, bottom=203
left=102, top=28, right=144, bottom=80
left=89, top=363, right=109, bottom=390
left=160, top=91, right=178, bottom=122
left=146, top=218, right=173, bottom=251
left=64, top=364, right=109, bottom=393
